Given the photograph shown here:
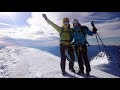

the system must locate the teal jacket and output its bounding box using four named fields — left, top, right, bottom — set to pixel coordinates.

left=72, top=26, right=96, bottom=46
